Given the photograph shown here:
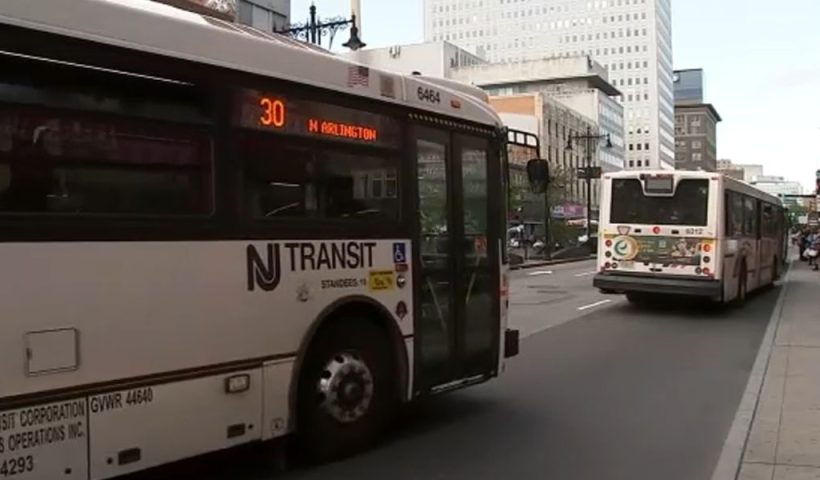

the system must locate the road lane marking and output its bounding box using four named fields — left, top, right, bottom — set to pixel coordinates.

left=574, top=271, right=597, bottom=278
left=577, top=299, right=612, bottom=311
left=527, top=270, right=553, bottom=276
